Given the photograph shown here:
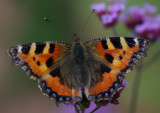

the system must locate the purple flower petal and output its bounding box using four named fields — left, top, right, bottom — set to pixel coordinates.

left=143, top=3, right=157, bottom=15
left=120, top=3, right=158, bottom=29
left=108, top=3, right=126, bottom=14
left=119, top=5, right=146, bottom=28
left=90, top=3, right=106, bottom=13
left=129, top=6, right=146, bottom=21
left=123, top=81, right=129, bottom=86
left=101, top=13, right=118, bottom=24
